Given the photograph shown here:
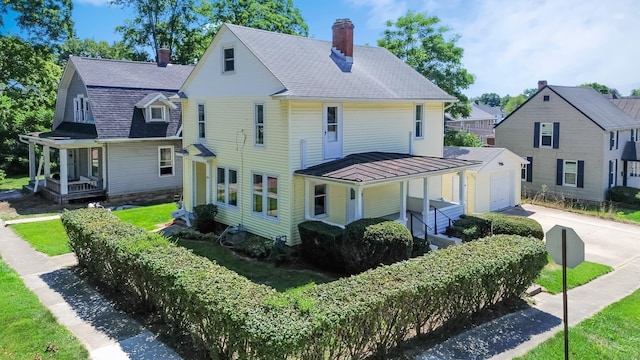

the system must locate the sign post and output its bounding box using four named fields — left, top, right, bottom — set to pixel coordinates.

left=546, top=225, right=585, bottom=360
